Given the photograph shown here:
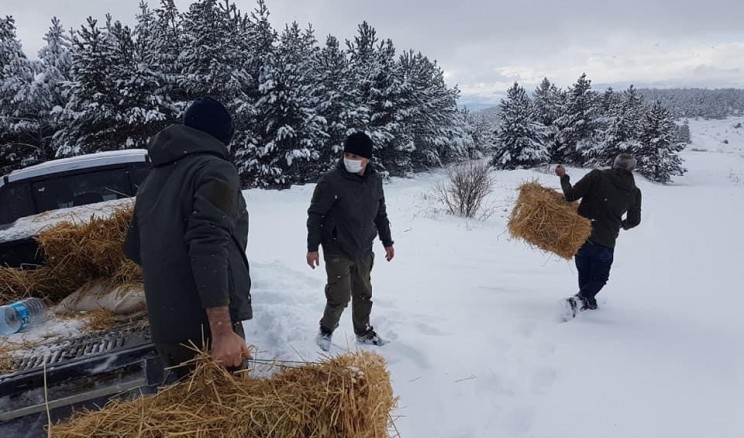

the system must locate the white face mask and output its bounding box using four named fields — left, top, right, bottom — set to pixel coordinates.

left=343, top=158, right=364, bottom=174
